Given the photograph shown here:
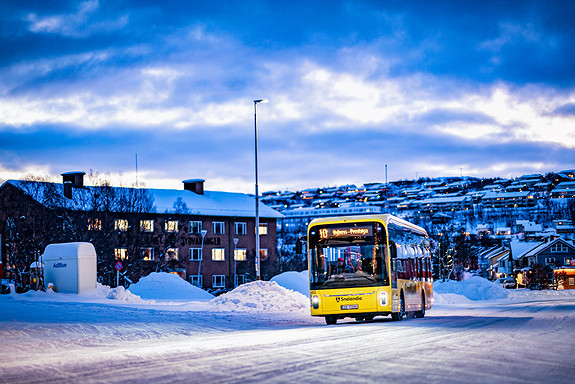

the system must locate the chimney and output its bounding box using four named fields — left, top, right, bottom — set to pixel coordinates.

left=183, top=179, right=205, bottom=195
left=61, top=171, right=85, bottom=199
left=61, top=171, right=86, bottom=188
